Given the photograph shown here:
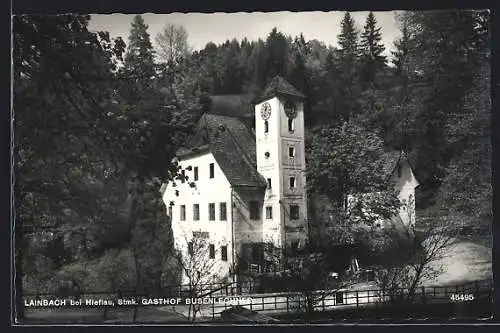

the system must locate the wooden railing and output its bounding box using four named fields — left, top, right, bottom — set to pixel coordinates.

left=22, top=279, right=493, bottom=322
